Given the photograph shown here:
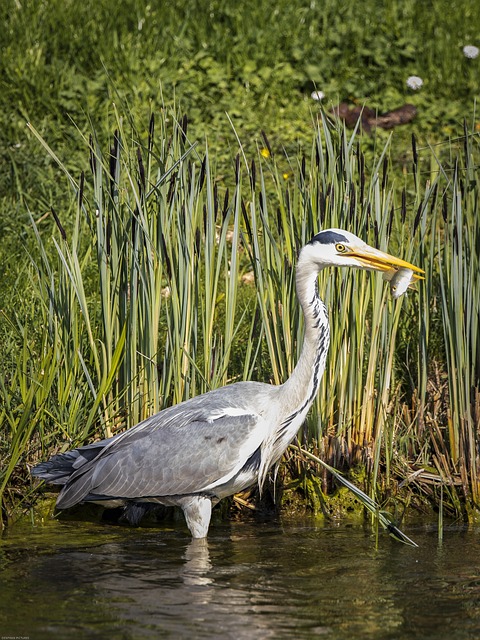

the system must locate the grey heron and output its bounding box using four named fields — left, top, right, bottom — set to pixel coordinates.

left=32, top=228, right=423, bottom=538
